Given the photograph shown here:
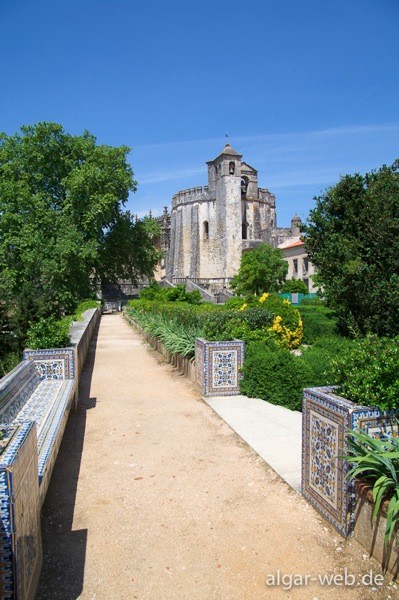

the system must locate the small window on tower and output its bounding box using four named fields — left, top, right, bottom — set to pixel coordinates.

left=229, top=161, right=235, bottom=175
left=242, top=222, right=248, bottom=240
left=241, top=176, right=248, bottom=197
left=203, top=221, right=209, bottom=240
